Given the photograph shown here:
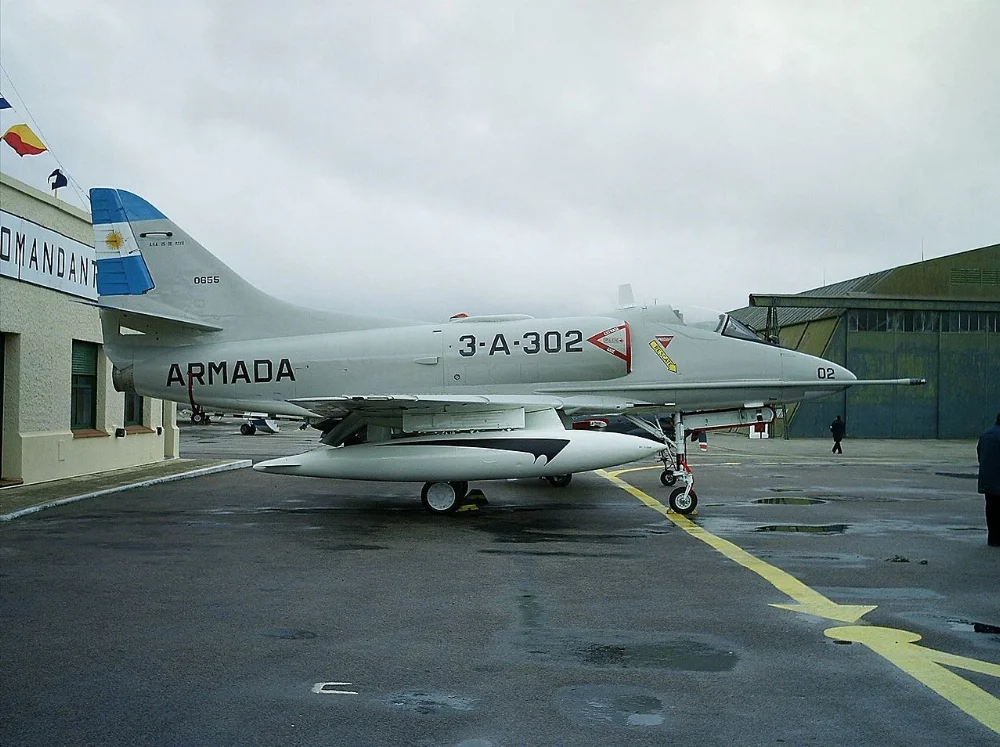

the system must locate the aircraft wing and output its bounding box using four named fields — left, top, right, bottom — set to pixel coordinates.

left=289, top=394, right=568, bottom=420
left=537, top=378, right=926, bottom=394
left=288, top=393, right=665, bottom=421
